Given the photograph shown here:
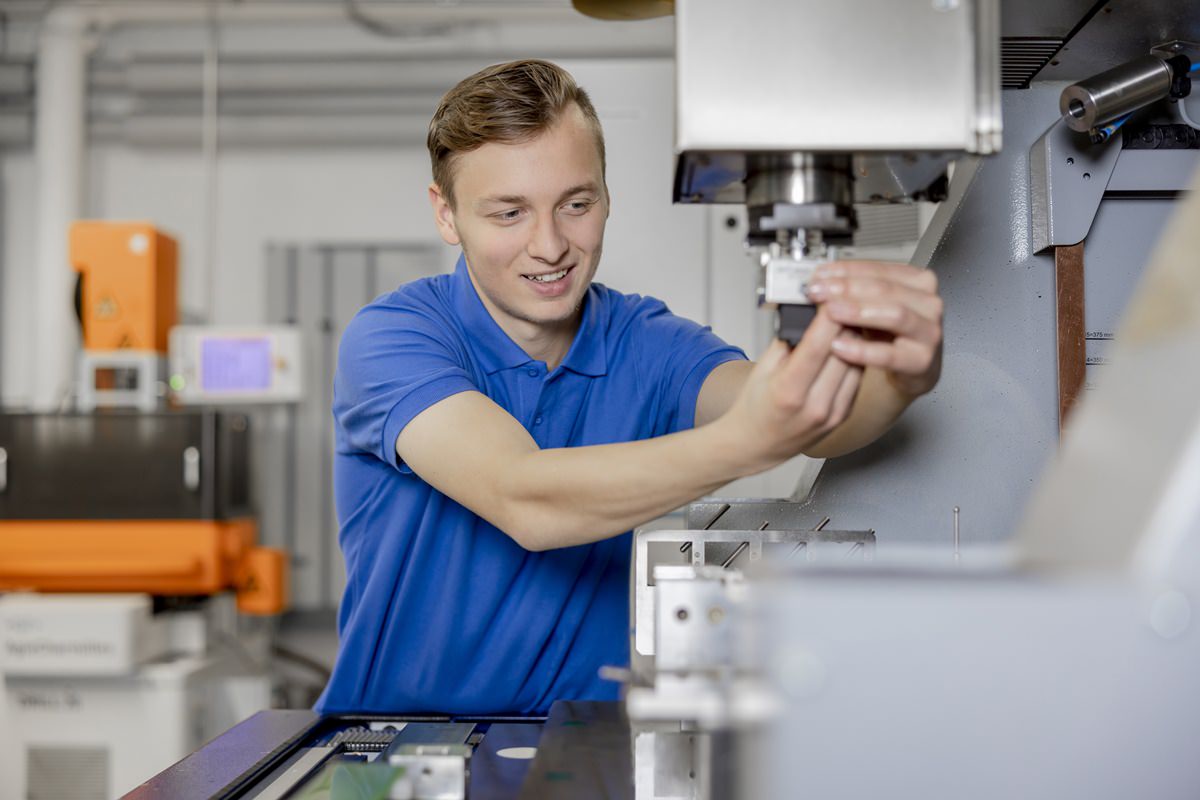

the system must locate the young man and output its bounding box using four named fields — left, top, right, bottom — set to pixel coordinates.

left=316, top=60, right=942, bottom=714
